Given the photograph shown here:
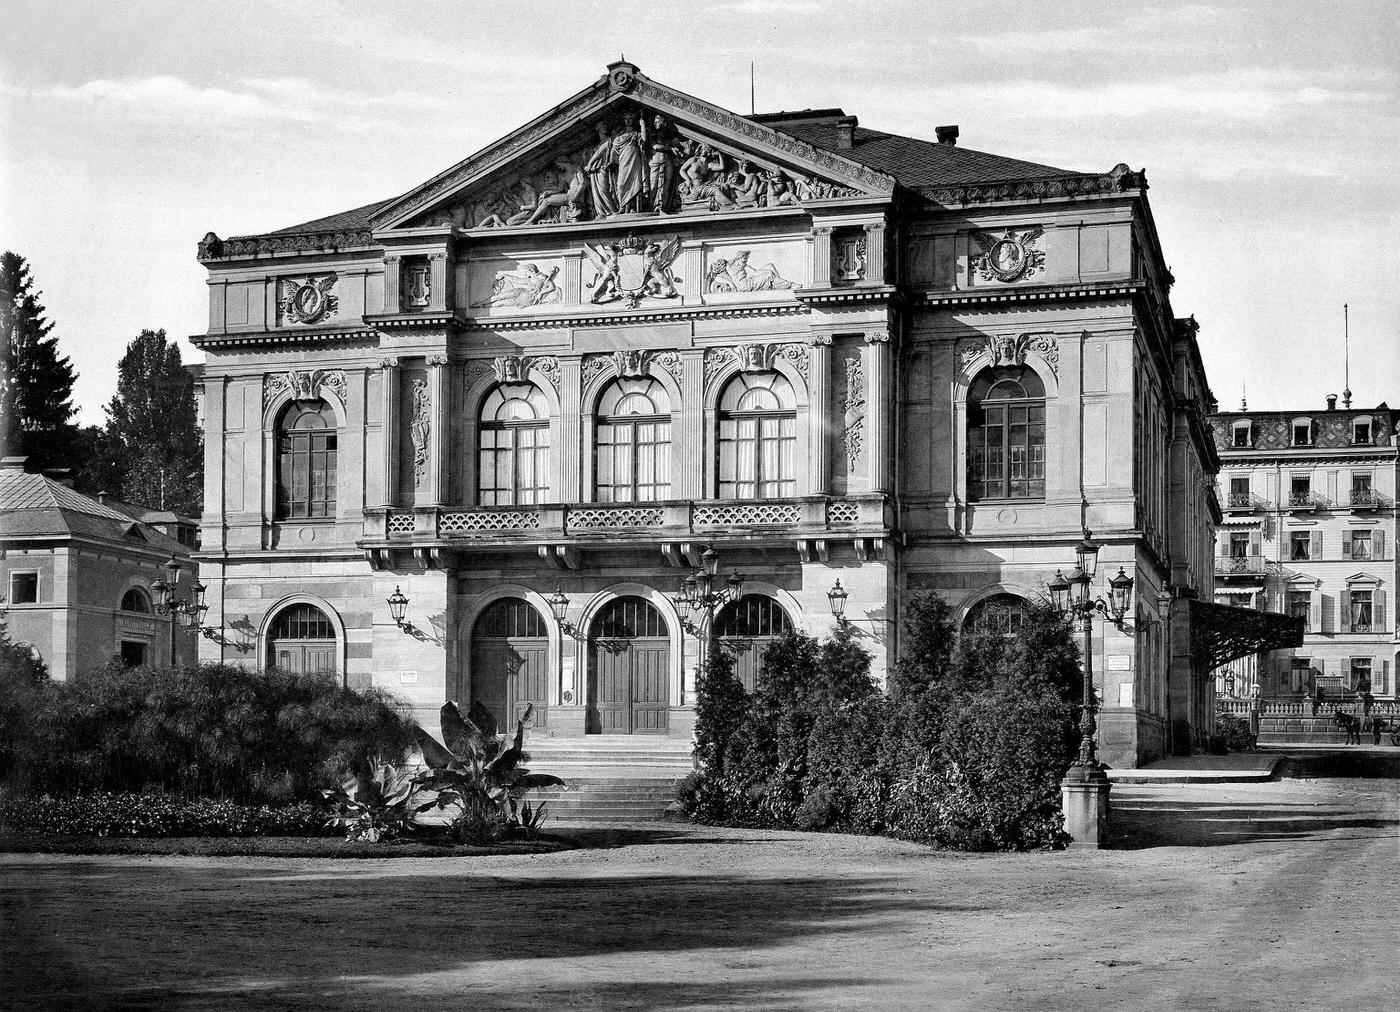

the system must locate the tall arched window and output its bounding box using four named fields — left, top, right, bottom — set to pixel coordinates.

left=277, top=400, right=338, bottom=519
left=478, top=384, right=550, bottom=506
left=596, top=377, right=672, bottom=502
left=717, top=371, right=797, bottom=499
left=268, top=602, right=337, bottom=677
left=967, top=366, right=1045, bottom=501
